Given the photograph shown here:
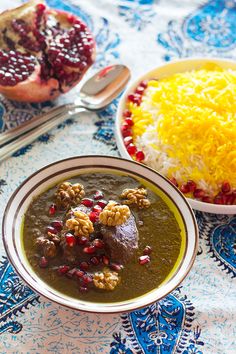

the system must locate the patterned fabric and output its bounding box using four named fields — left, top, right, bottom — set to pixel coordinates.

left=0, top=0, right=235, bottom=353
